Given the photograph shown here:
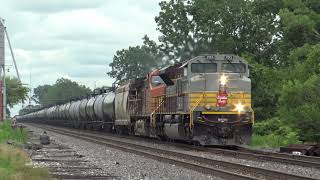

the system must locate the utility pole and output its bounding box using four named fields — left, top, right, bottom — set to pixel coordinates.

left=0, top=18, right=22, bottom=120
left=0, top=18, right=5, bottom=120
